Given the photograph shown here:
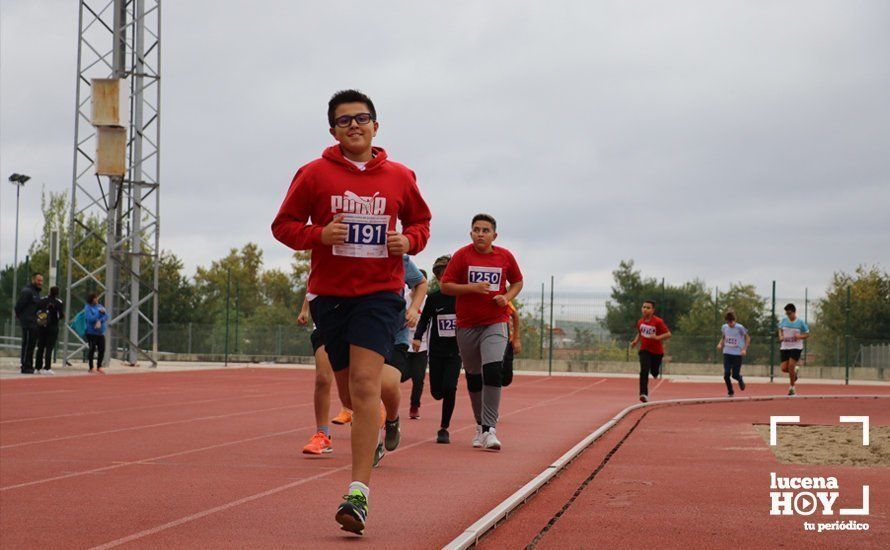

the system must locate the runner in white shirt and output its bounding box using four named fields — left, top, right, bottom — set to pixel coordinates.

left=777, top=303, right=809, bottom=396
left=716, top=311, right=750, bottom=397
